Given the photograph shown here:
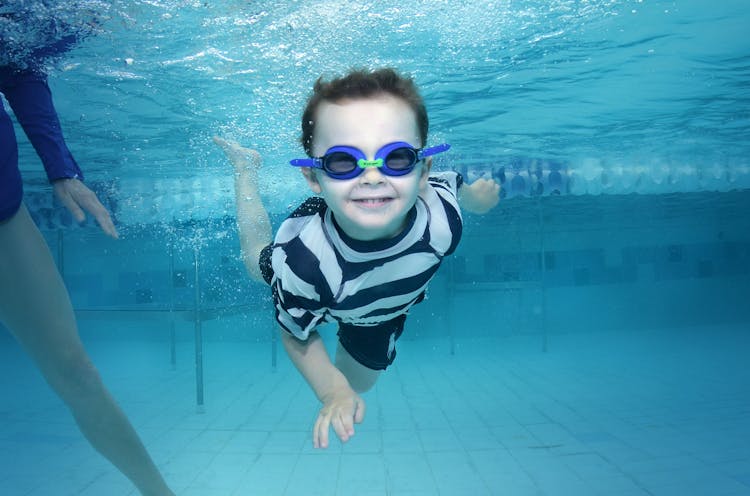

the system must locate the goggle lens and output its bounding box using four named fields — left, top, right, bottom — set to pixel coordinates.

left=324, top=152, right=359, bottom=174
left=384, top=148, right=418, bottom=171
